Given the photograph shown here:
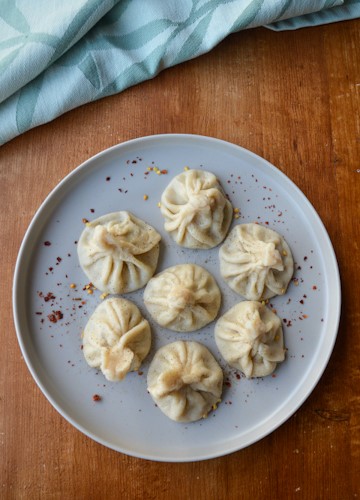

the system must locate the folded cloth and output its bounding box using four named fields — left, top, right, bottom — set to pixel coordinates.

left=0, top=0, right=358, bottom=145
